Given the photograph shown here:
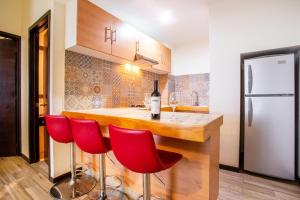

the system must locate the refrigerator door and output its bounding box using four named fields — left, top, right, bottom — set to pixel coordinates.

left=244, top=54, right=295, bottom=95
left=244, top=96, right=295, bottom=180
